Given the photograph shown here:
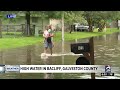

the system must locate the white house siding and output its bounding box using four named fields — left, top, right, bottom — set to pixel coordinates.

left=49, top=19, right=62, bottom=30
left=1, top=17, right=49, bottom=32
left=1, top=17, right=63, bottom=32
